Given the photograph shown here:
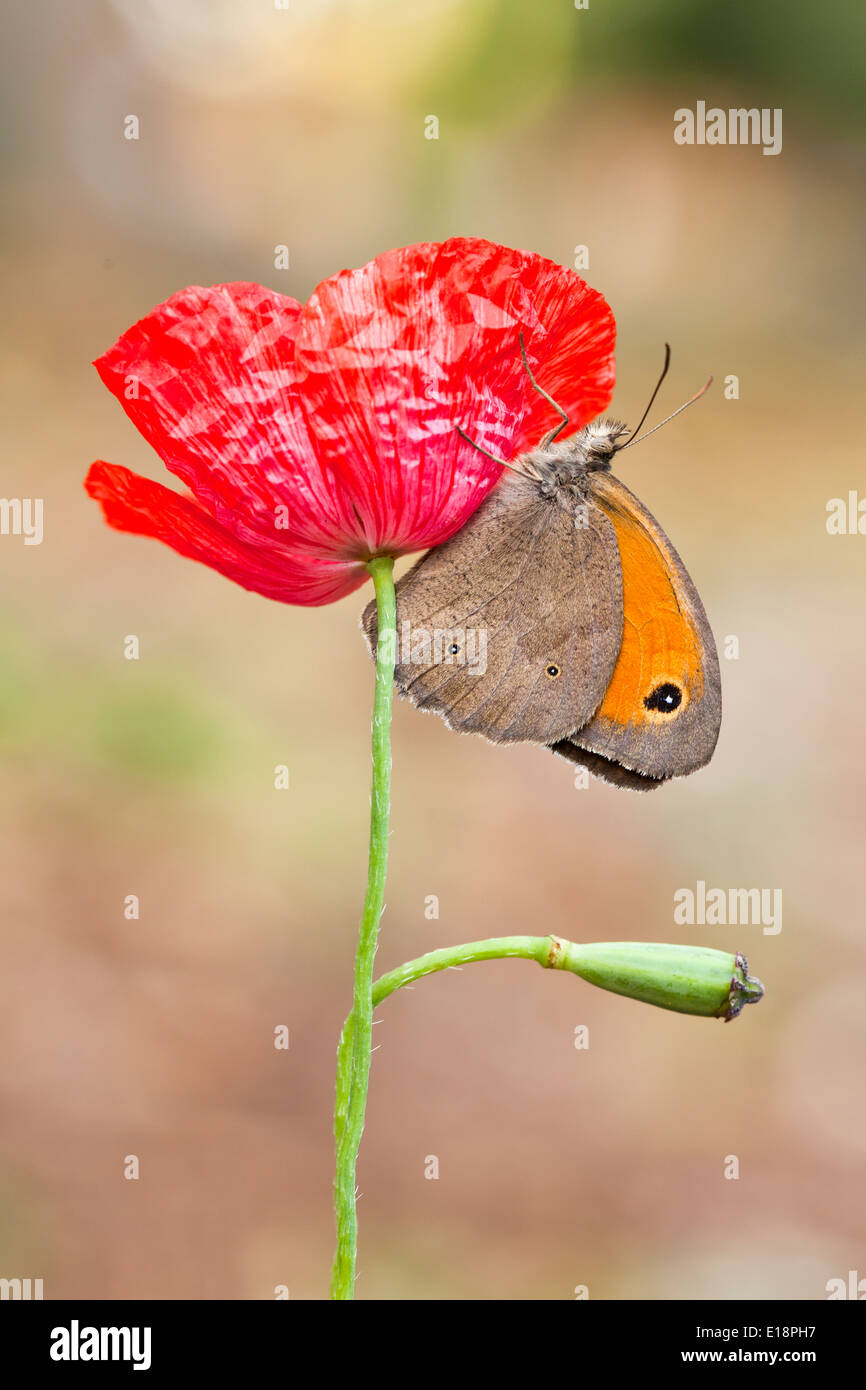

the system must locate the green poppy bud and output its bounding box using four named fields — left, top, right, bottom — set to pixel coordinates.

left=549, top=939, right=764, bottom=1021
